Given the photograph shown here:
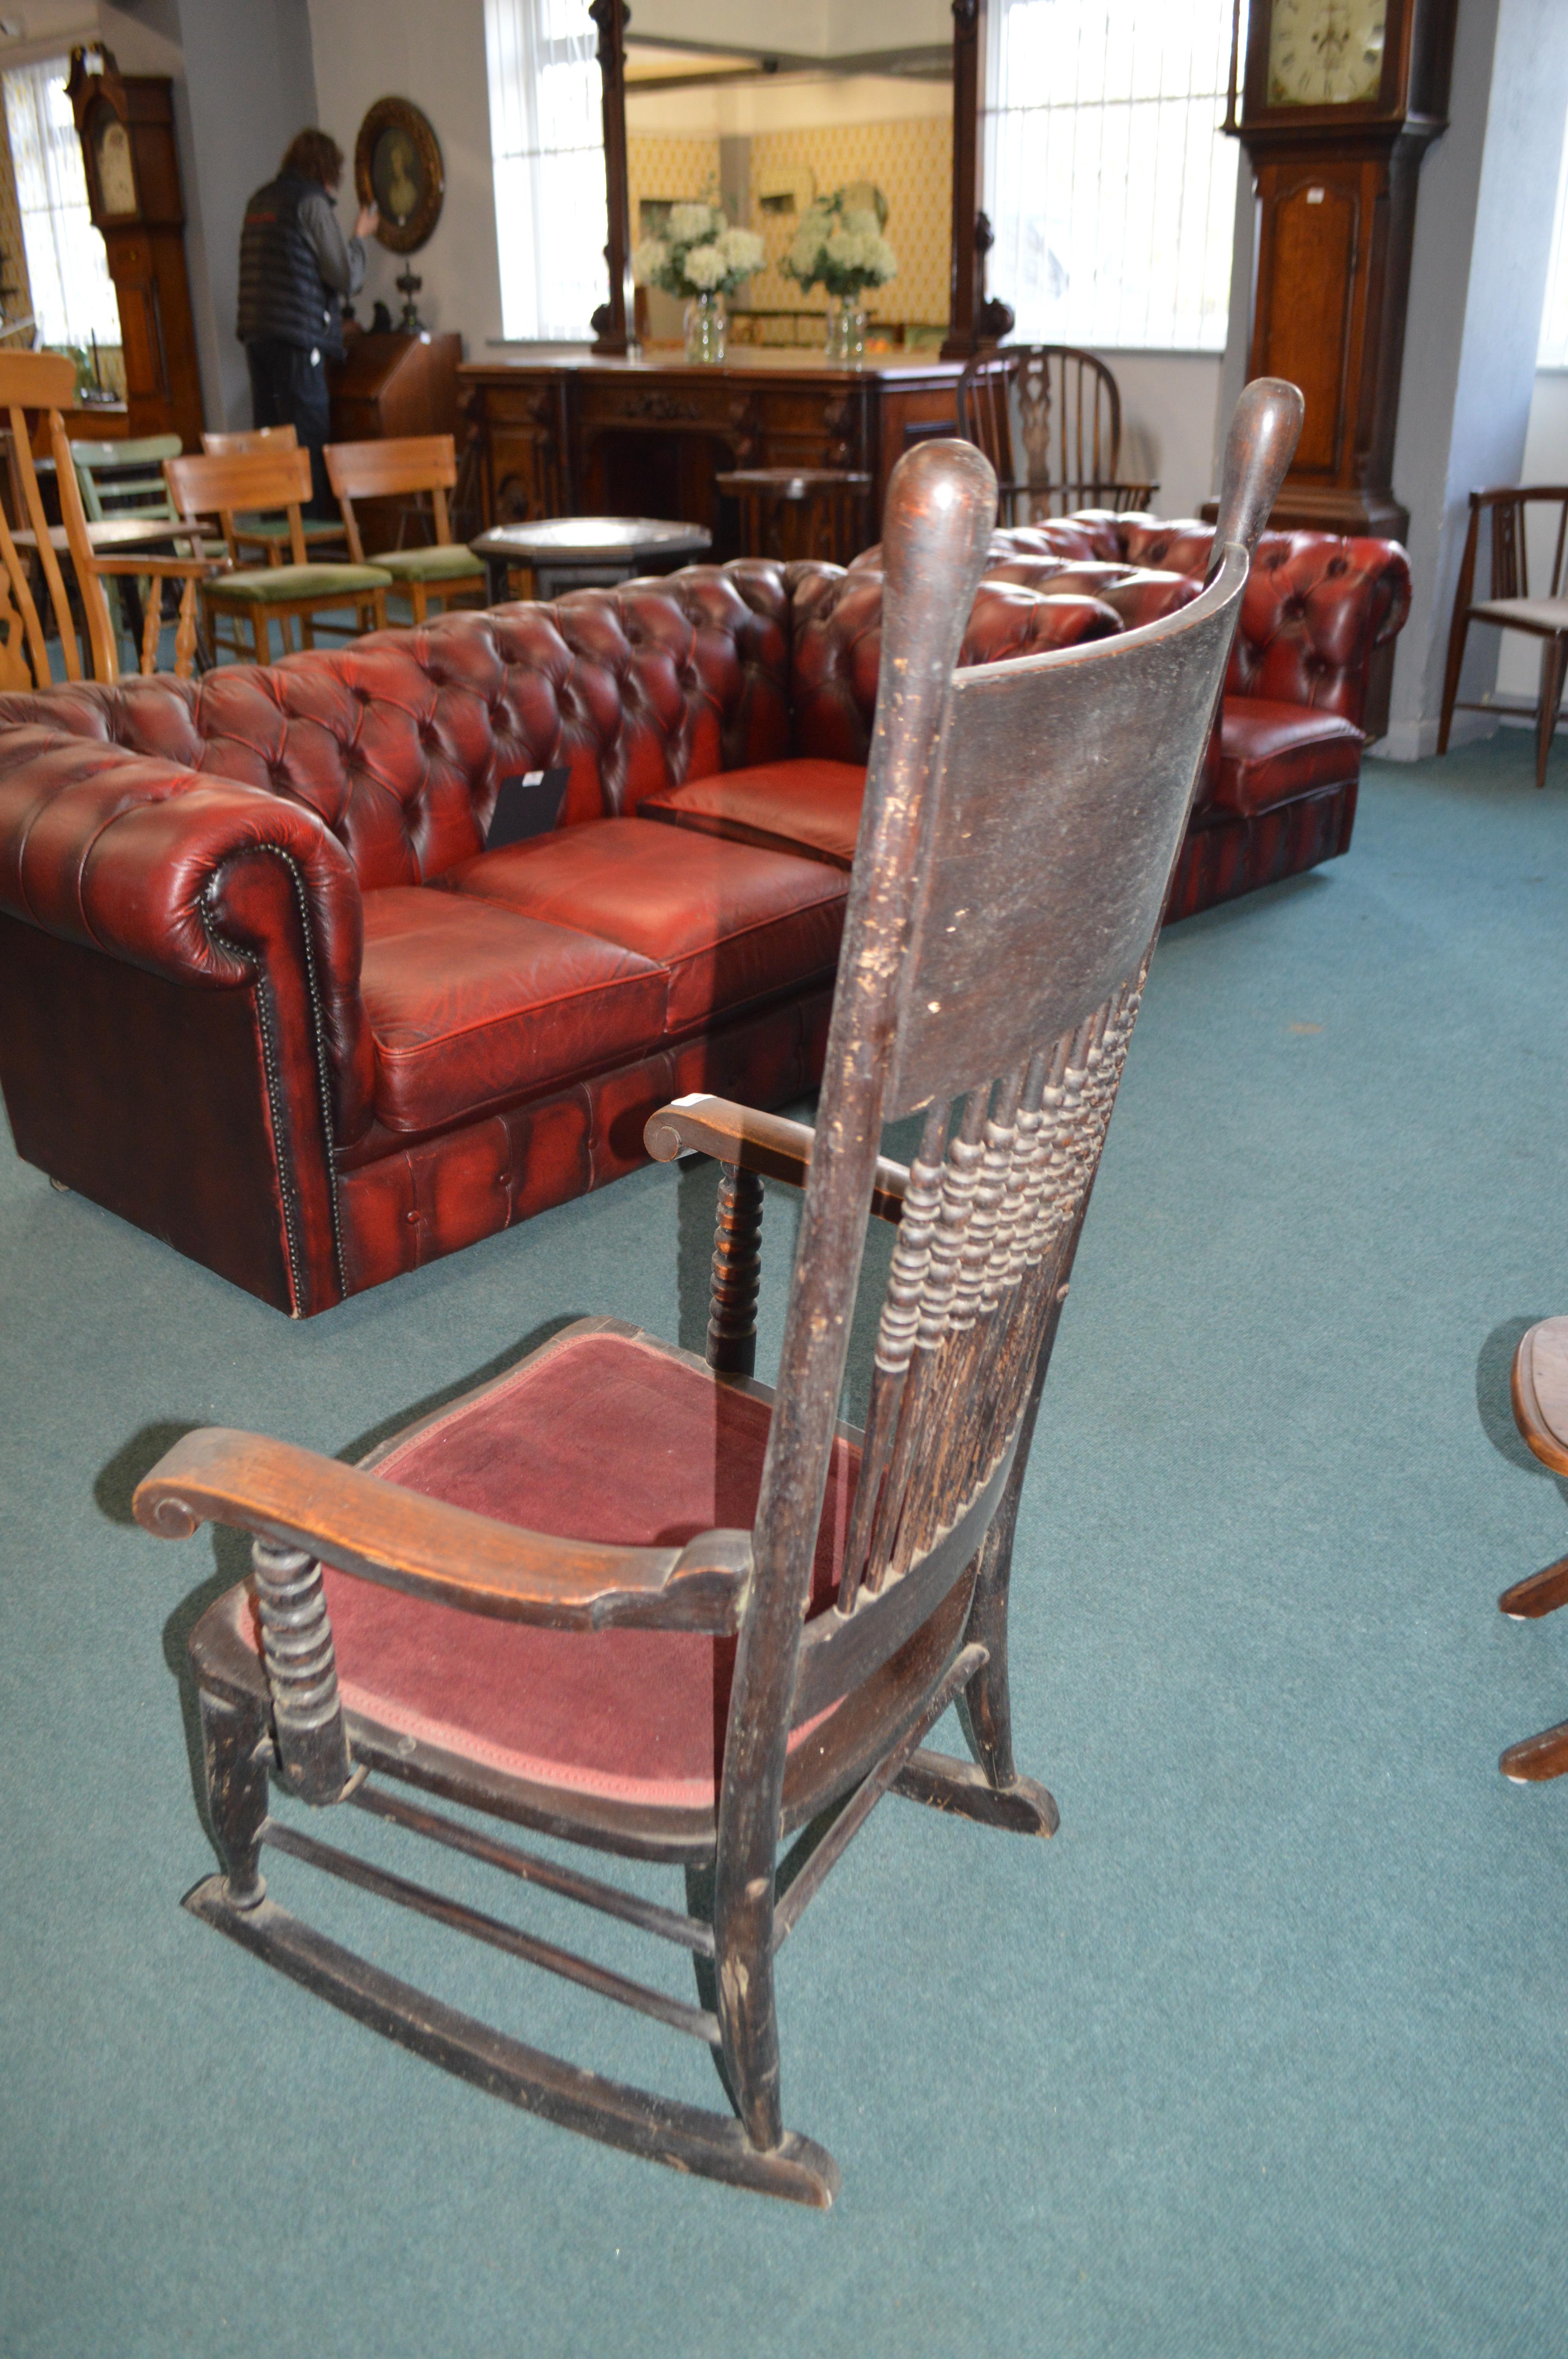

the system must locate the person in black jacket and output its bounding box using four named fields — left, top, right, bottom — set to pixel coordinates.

left=236, top=129, right=378, bottom=516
